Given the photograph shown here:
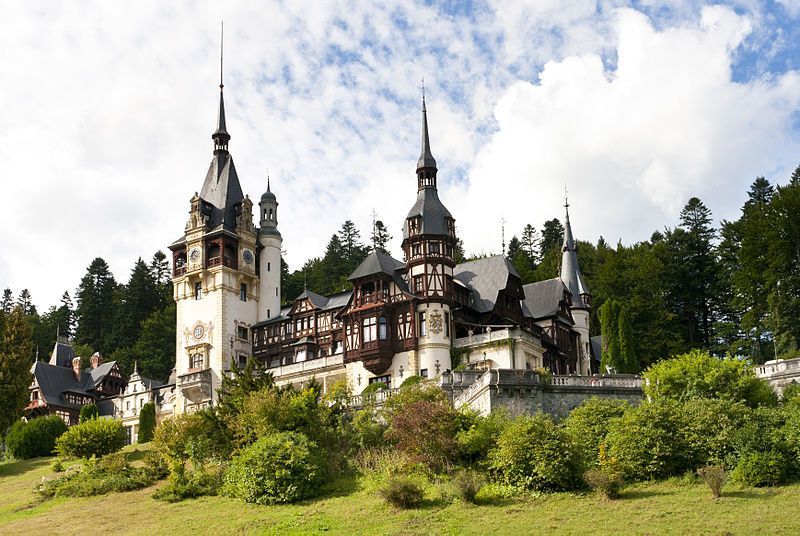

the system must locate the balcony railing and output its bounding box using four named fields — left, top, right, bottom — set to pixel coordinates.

left=267, top=354, right=344, bottom=377
left=178, top=368, right=212, bottom=402
left=755, top=358, right=800, bottom=378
